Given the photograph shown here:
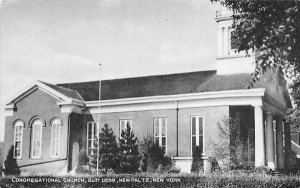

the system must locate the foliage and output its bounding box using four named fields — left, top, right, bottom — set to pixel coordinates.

left=139, top=134, right=153, bottom=172
left=140, top=135, right=173, bottom=173
left=3, top=146, right=20, bottom=176
left=211, top=1, right=300, bottom=87
left=98, top=124, right=119, bottom=173
left=210, top=117, right=246, bottom=171
left=88, top=124, right=119, bottom=174
left=0, top=146, right=2, bottom=176
left=211, top=157, right=221, bottom=173
left=285, top=108, right=300, bottom=131
left=191, top=146, right=203, bottom=174
left=3, top=173, right=300, bottom=187
left=118, top=123, right=141, bottom=174
left=148, top=143, right=172, bottom=173
left=75, top=149, right=90, bottom=174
